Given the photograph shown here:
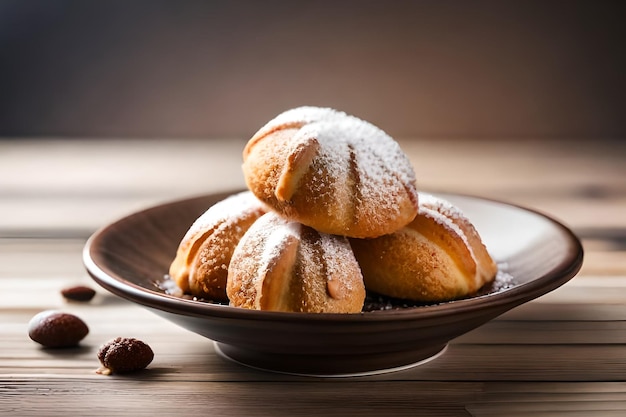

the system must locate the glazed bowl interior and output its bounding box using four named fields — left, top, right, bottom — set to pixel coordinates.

left=84, top=190, right=583, bottom=376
